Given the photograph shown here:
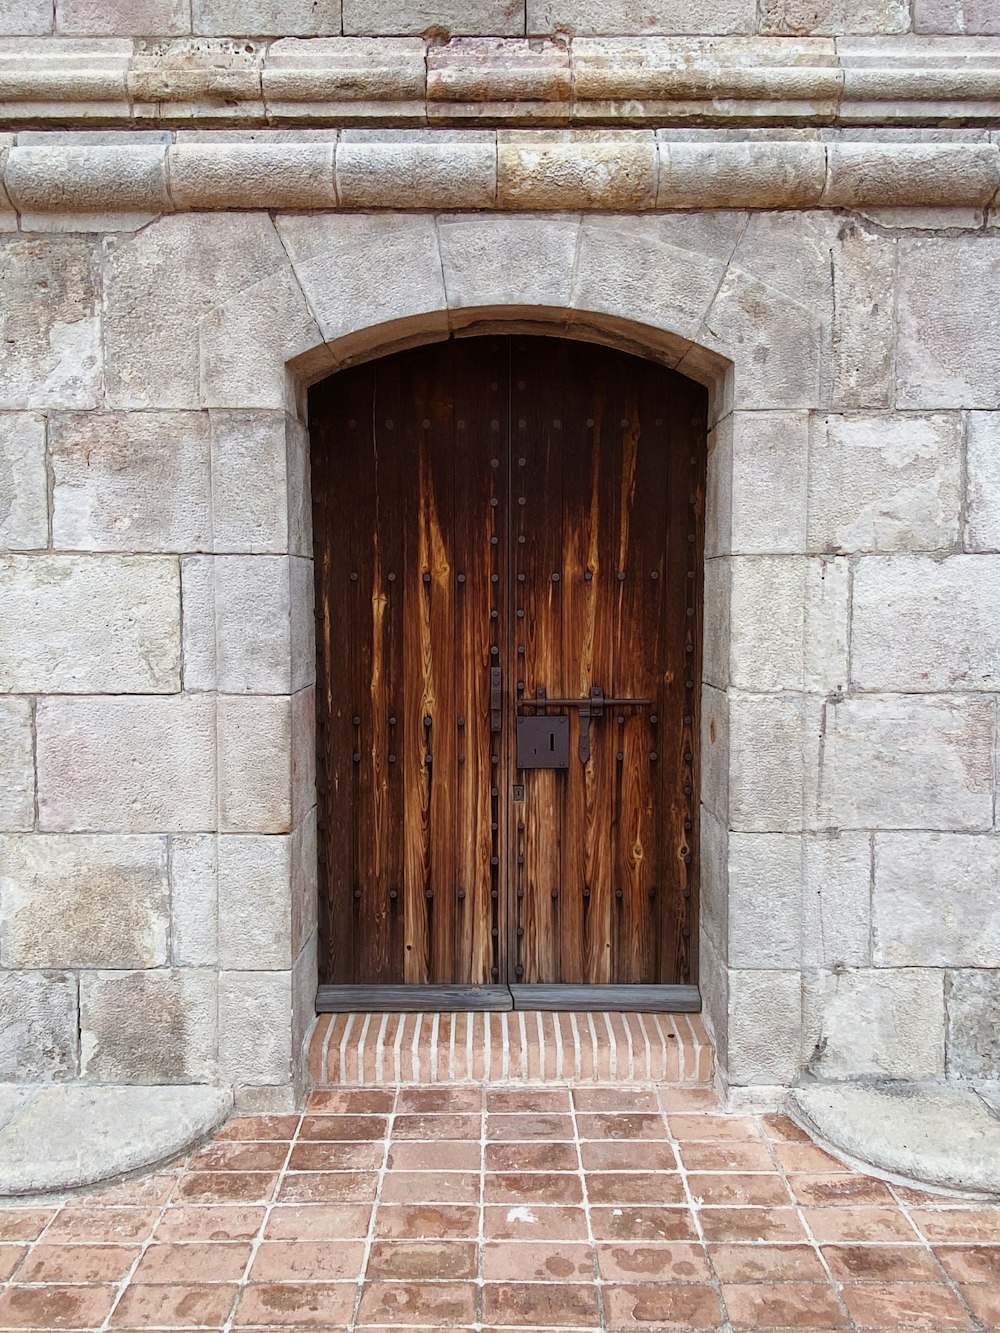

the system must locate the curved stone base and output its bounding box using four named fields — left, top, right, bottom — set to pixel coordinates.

left=791, top=1081, right=1000, bottom=1199
left=0, top=1084, right=233, bottom=1197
